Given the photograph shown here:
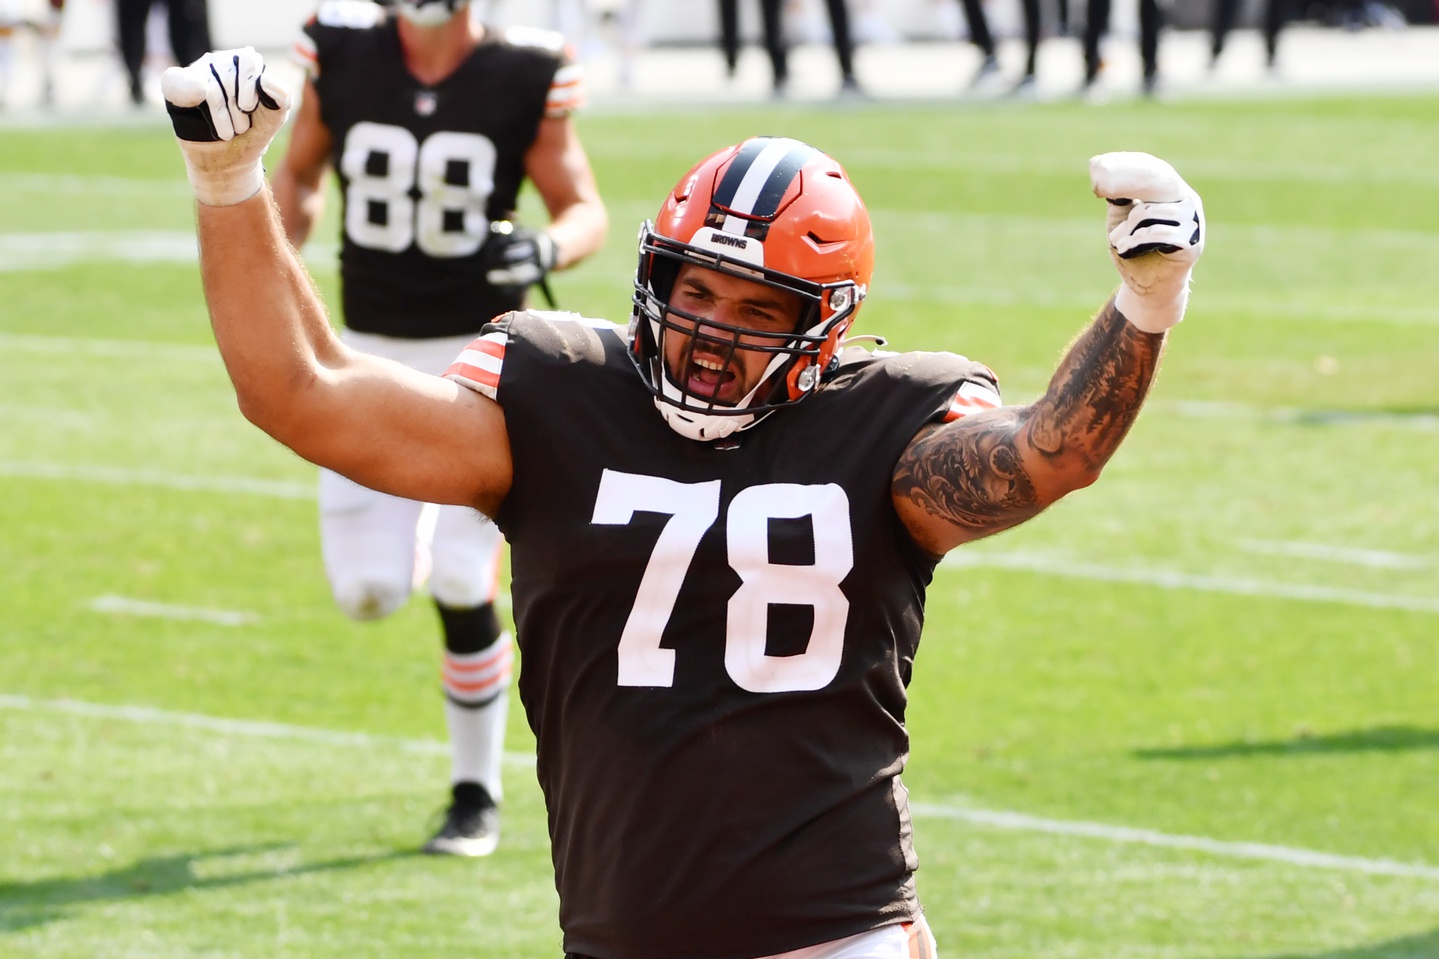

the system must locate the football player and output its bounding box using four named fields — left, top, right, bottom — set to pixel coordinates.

left=0, top=0, right=62, bottom=108
left=268, top=0, right=607, bottom=857
left=162, top=48, right=1203, bottom=958
left=0, top=0, right=18, bottom=108
left=716, top=0, right=858, bottom=97
left=116, top=0, right=212, bottom=106
left=1083, top=0, right=1164, bottom=98
left=953, top=0, right=1001, bottom=90
left=1012, top=0, right=1071, bottom=95
left=1211, top=0, right=1288, bottom=72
